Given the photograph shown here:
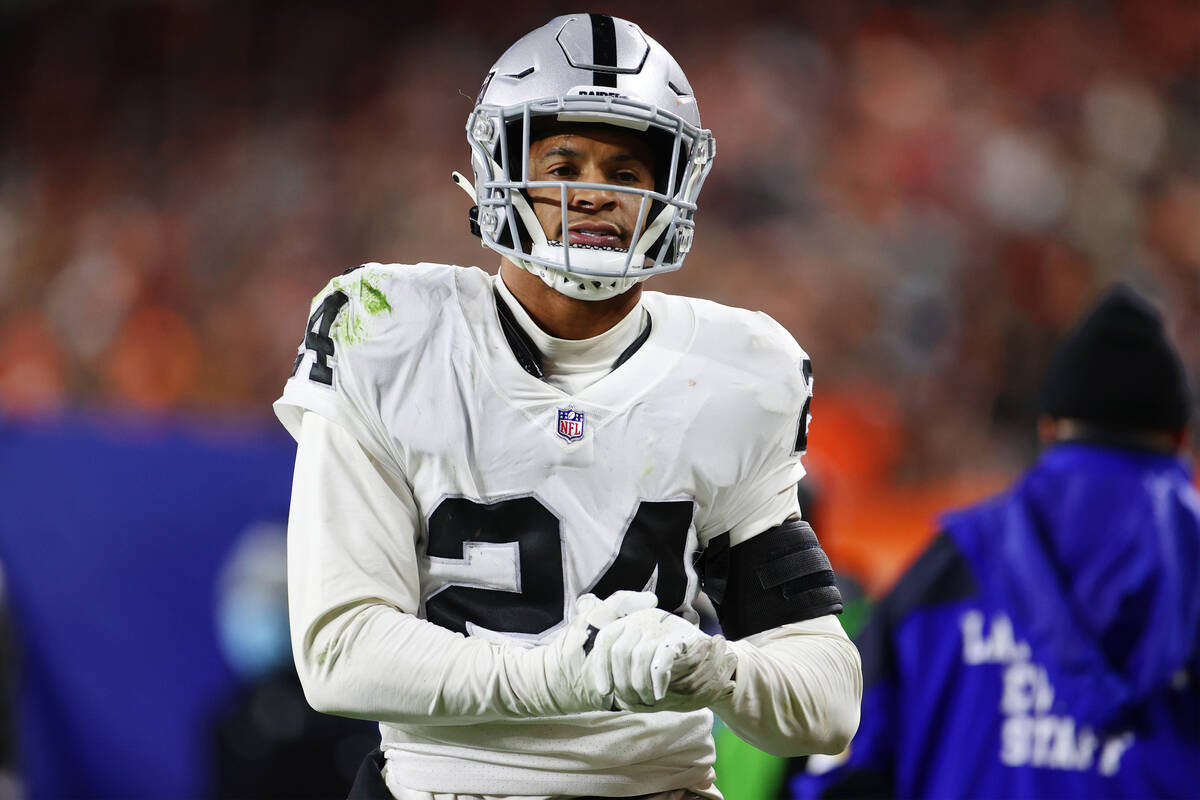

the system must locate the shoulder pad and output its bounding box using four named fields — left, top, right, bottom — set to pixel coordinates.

left=678, top=298, right=811, bottom=405
left=306, top=262, right=465, bottom=347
